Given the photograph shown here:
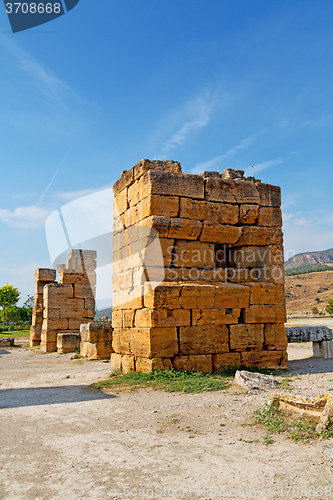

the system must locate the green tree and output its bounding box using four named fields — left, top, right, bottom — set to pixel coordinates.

left=0, top=284, right=20, bottom=327
left=20, top=295, right=34, bottom=322
left=5, top=305, right=21, bottom=324
left=327, top=299, right=333, bottom=316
